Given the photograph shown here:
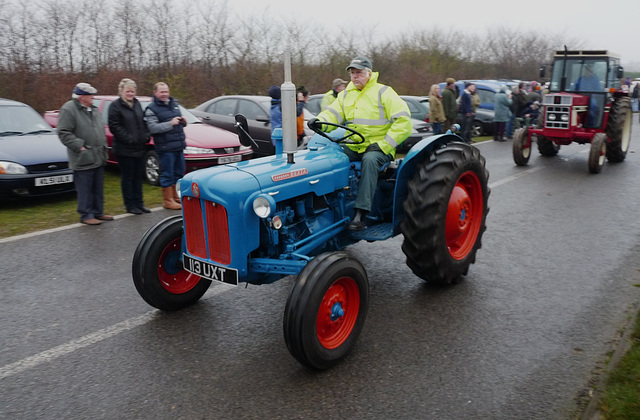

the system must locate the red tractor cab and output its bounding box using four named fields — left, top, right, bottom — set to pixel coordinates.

left=513, top=49, right=632, bottom=173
